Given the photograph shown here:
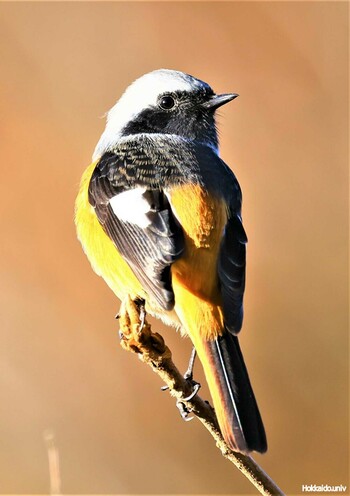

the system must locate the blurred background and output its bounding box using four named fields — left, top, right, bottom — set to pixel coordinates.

left=0, top=2, right=348, bottom=495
